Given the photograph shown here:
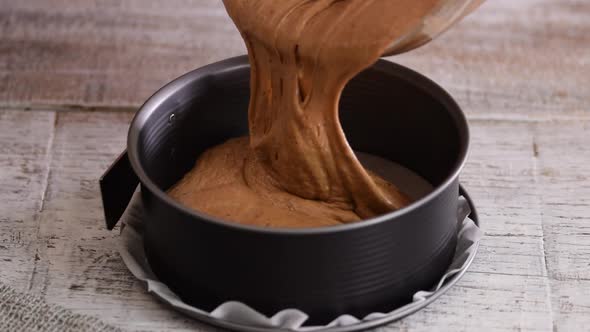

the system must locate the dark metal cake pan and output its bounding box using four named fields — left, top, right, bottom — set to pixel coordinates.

left=100, top=55, right=472, bottom=326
